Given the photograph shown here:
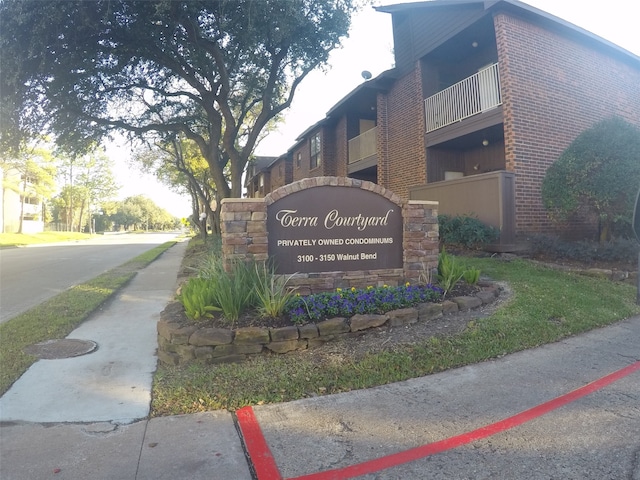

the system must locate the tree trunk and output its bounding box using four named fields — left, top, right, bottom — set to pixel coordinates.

left=18, top=178, right=27, bottom=234
left=1, top=187, right=6, bottom=233
left=77, top=198, right=86, bottom=233
left=599, top=220, right=610, bottom=245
